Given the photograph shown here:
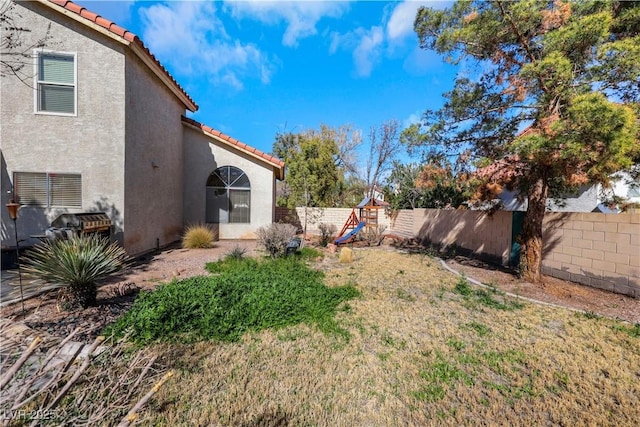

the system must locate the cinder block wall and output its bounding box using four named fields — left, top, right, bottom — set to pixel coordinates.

left=542, top=212, right=639, bottom=297
left=412, top=209, right=513, bottom=264
left=275, top=207, right=391, bottom=234
left=388, top=209, right=414, bottom=238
